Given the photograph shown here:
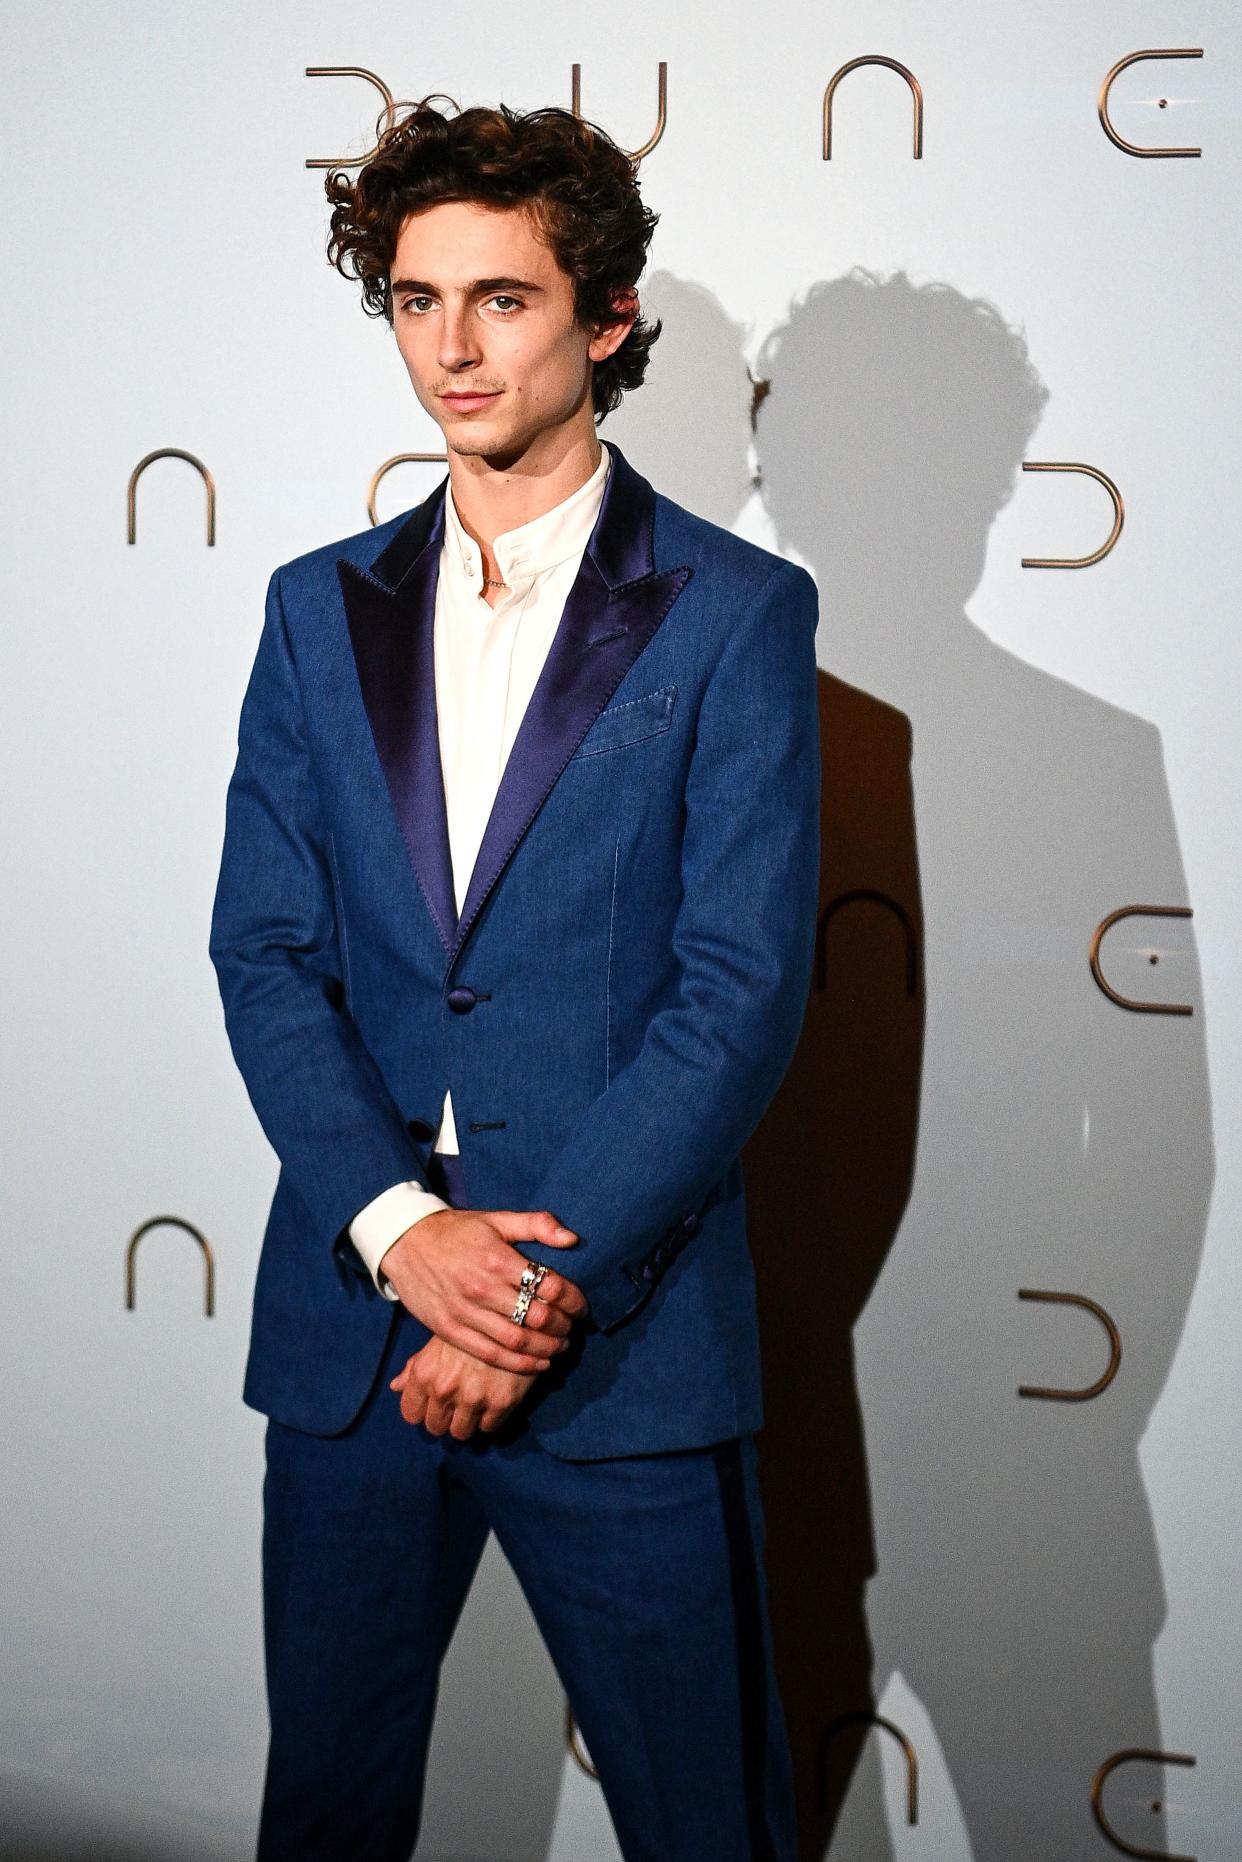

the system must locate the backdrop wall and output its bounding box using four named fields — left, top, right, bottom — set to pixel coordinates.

left=3, top=4, right=1238, bottom=1858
